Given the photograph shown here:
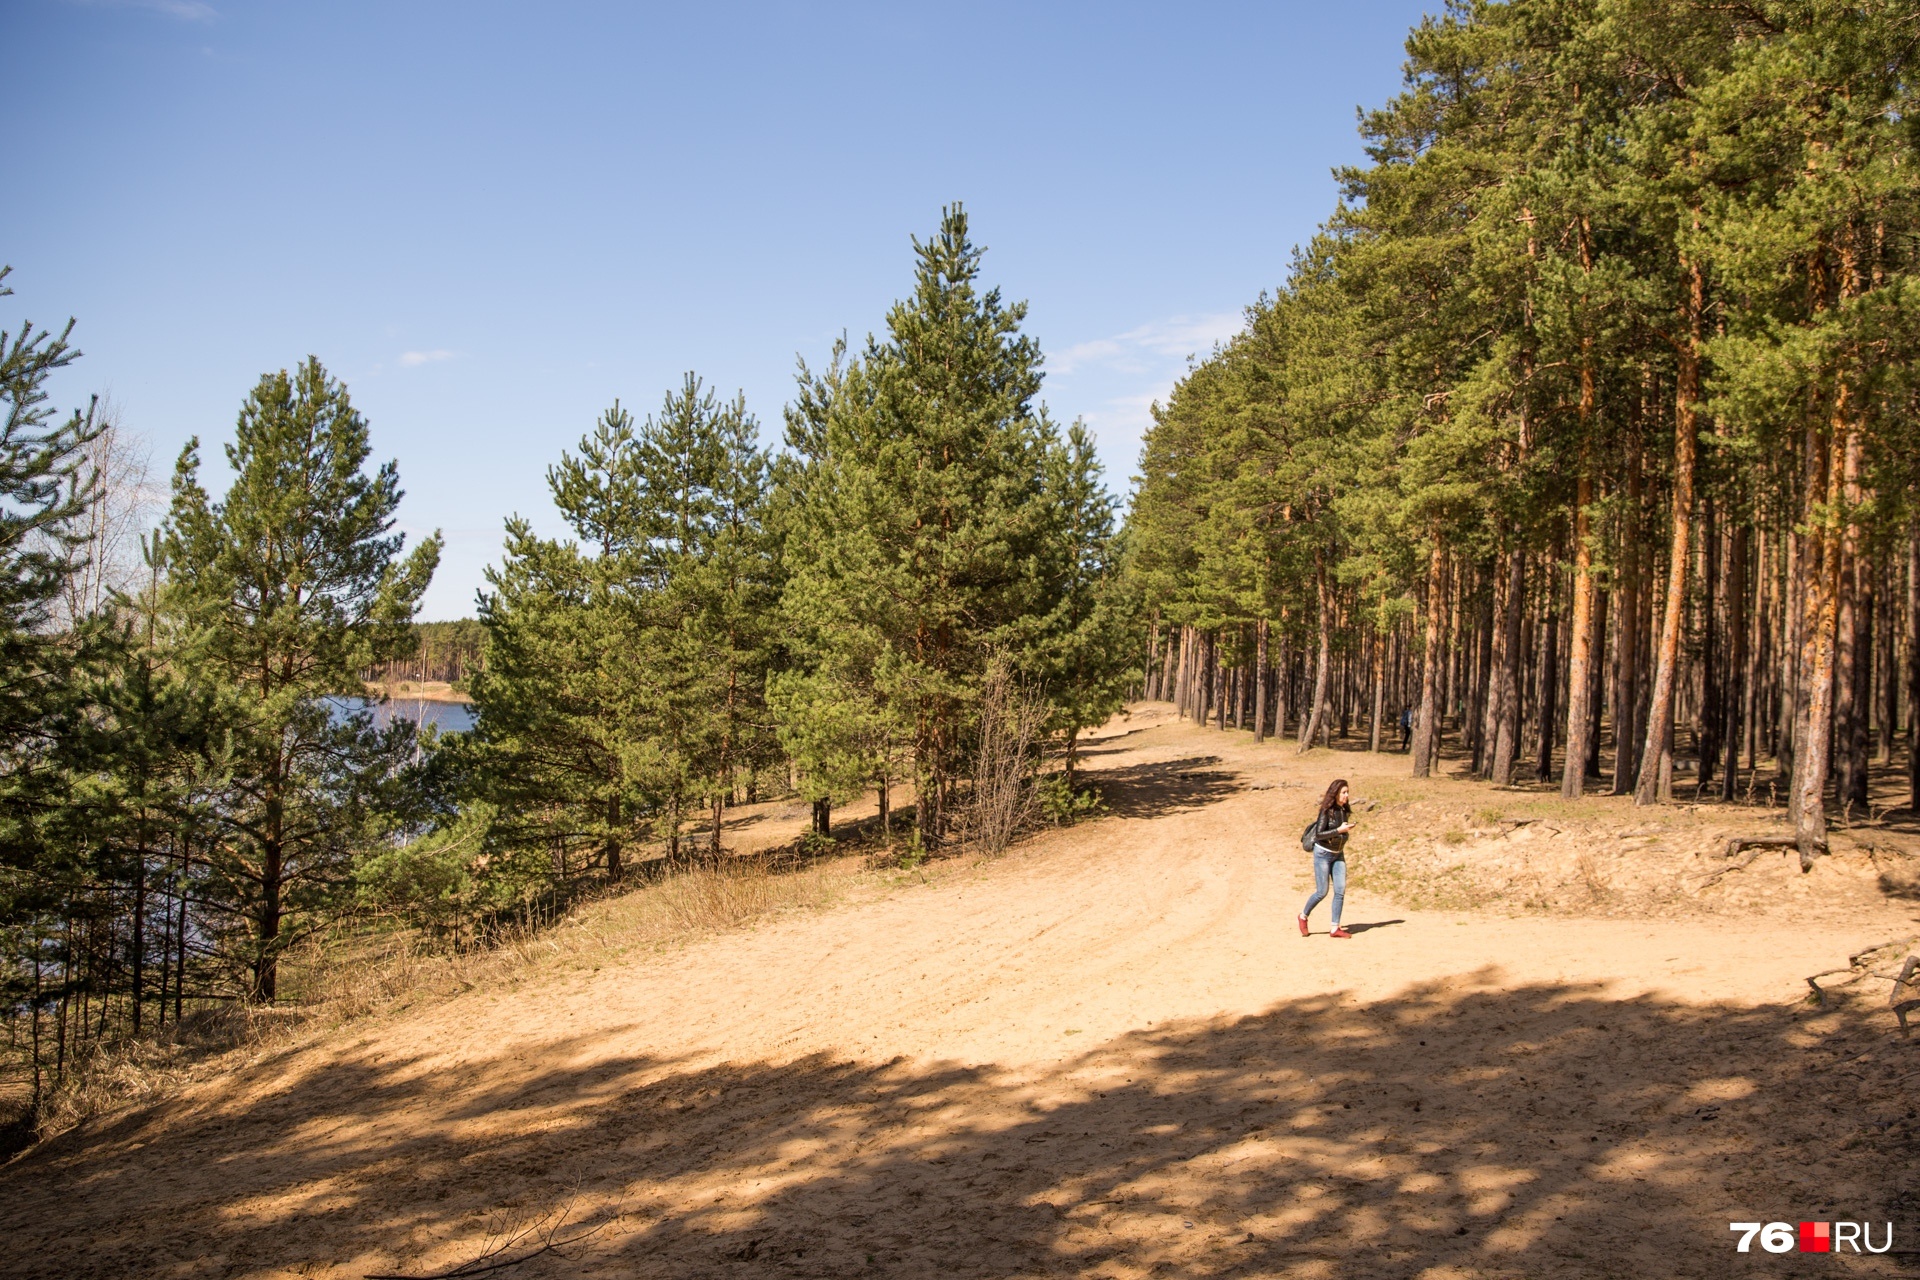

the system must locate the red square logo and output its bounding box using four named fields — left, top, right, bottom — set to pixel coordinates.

left=1800, top=1222, right=1831, bottom=1253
